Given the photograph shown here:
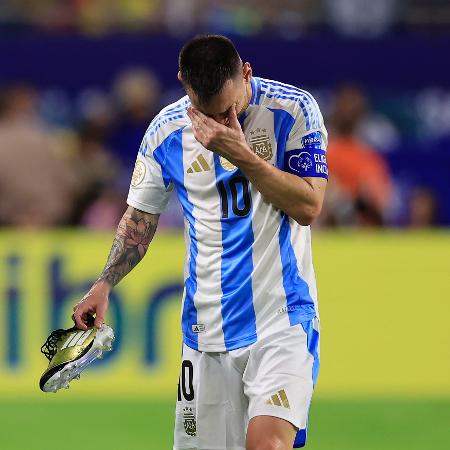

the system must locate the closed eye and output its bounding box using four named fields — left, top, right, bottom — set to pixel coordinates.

left=206, top=106, right=232, bottom=120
